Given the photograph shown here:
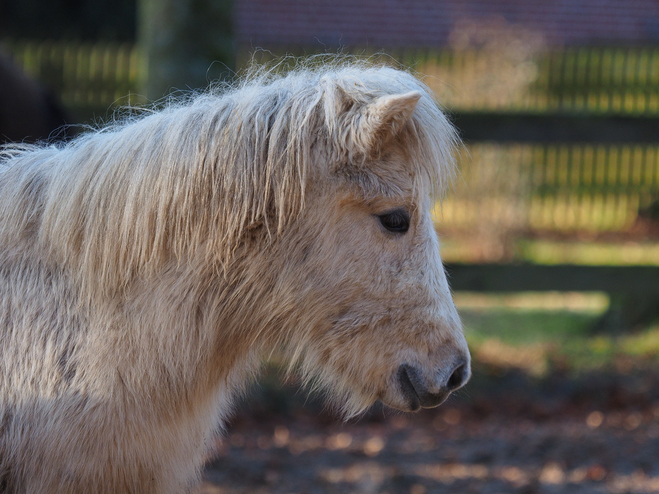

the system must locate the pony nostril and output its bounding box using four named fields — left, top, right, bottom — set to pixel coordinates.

left=397, top=364, right=421, bottom=411
left=446, top=362, right=468, bottom=391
